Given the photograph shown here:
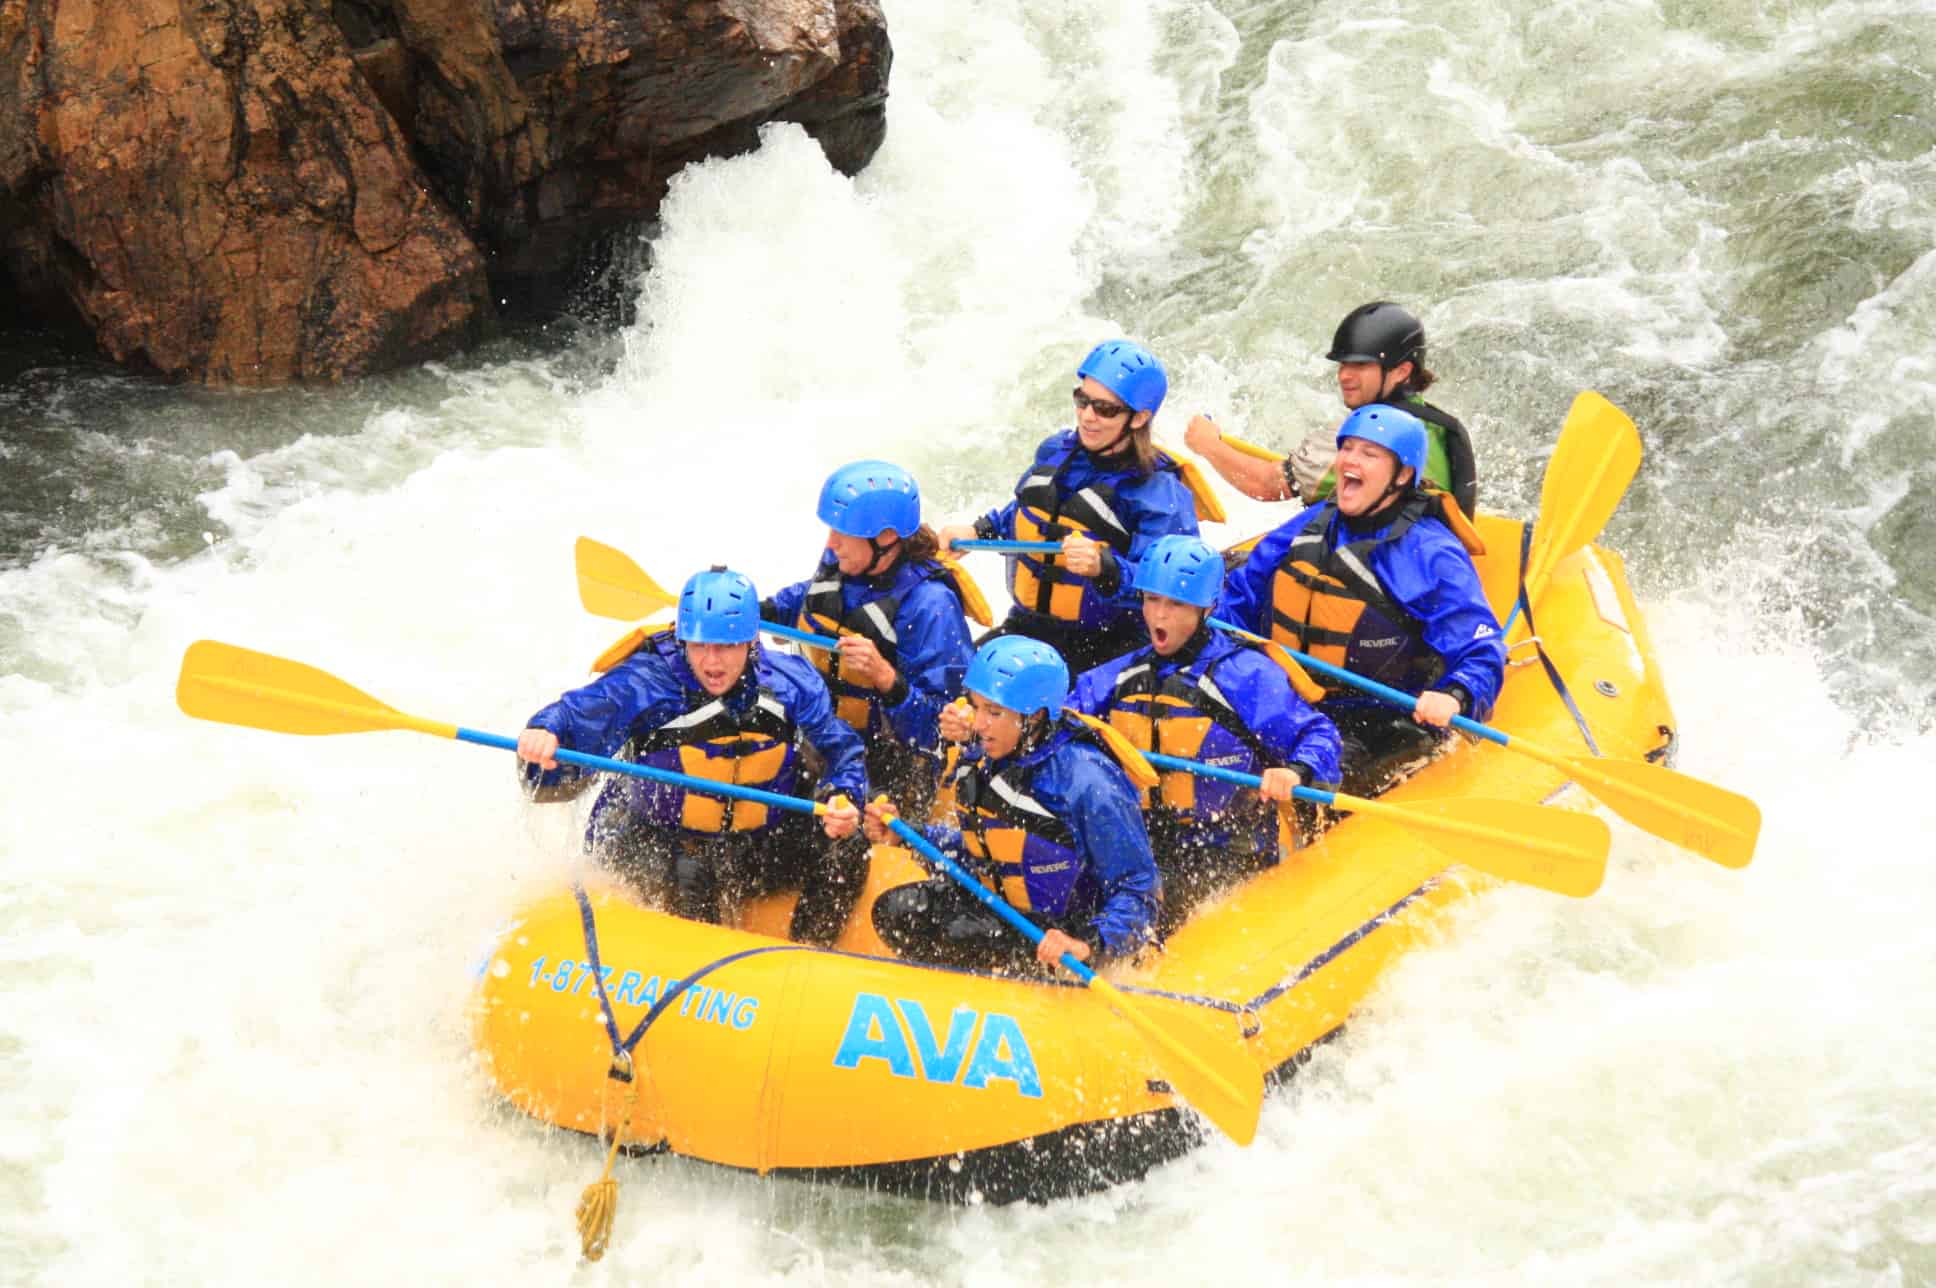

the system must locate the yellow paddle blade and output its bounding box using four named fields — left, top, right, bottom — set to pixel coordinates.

left=1173, top=457, right=1228, bottom=524
left=1087, top=977, right=1262, bottom=1146
left=1559, top=754, right=1760, bottom=869
left=1221, top=433, right=1286, bottom=464
left=1523, top=392, right=1642, bottom=603
left=576, top=536, right=677, bottom=622
left=176, top=641, right=456, bottom=739
left=1335, top=791, right=1609, bottom=898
